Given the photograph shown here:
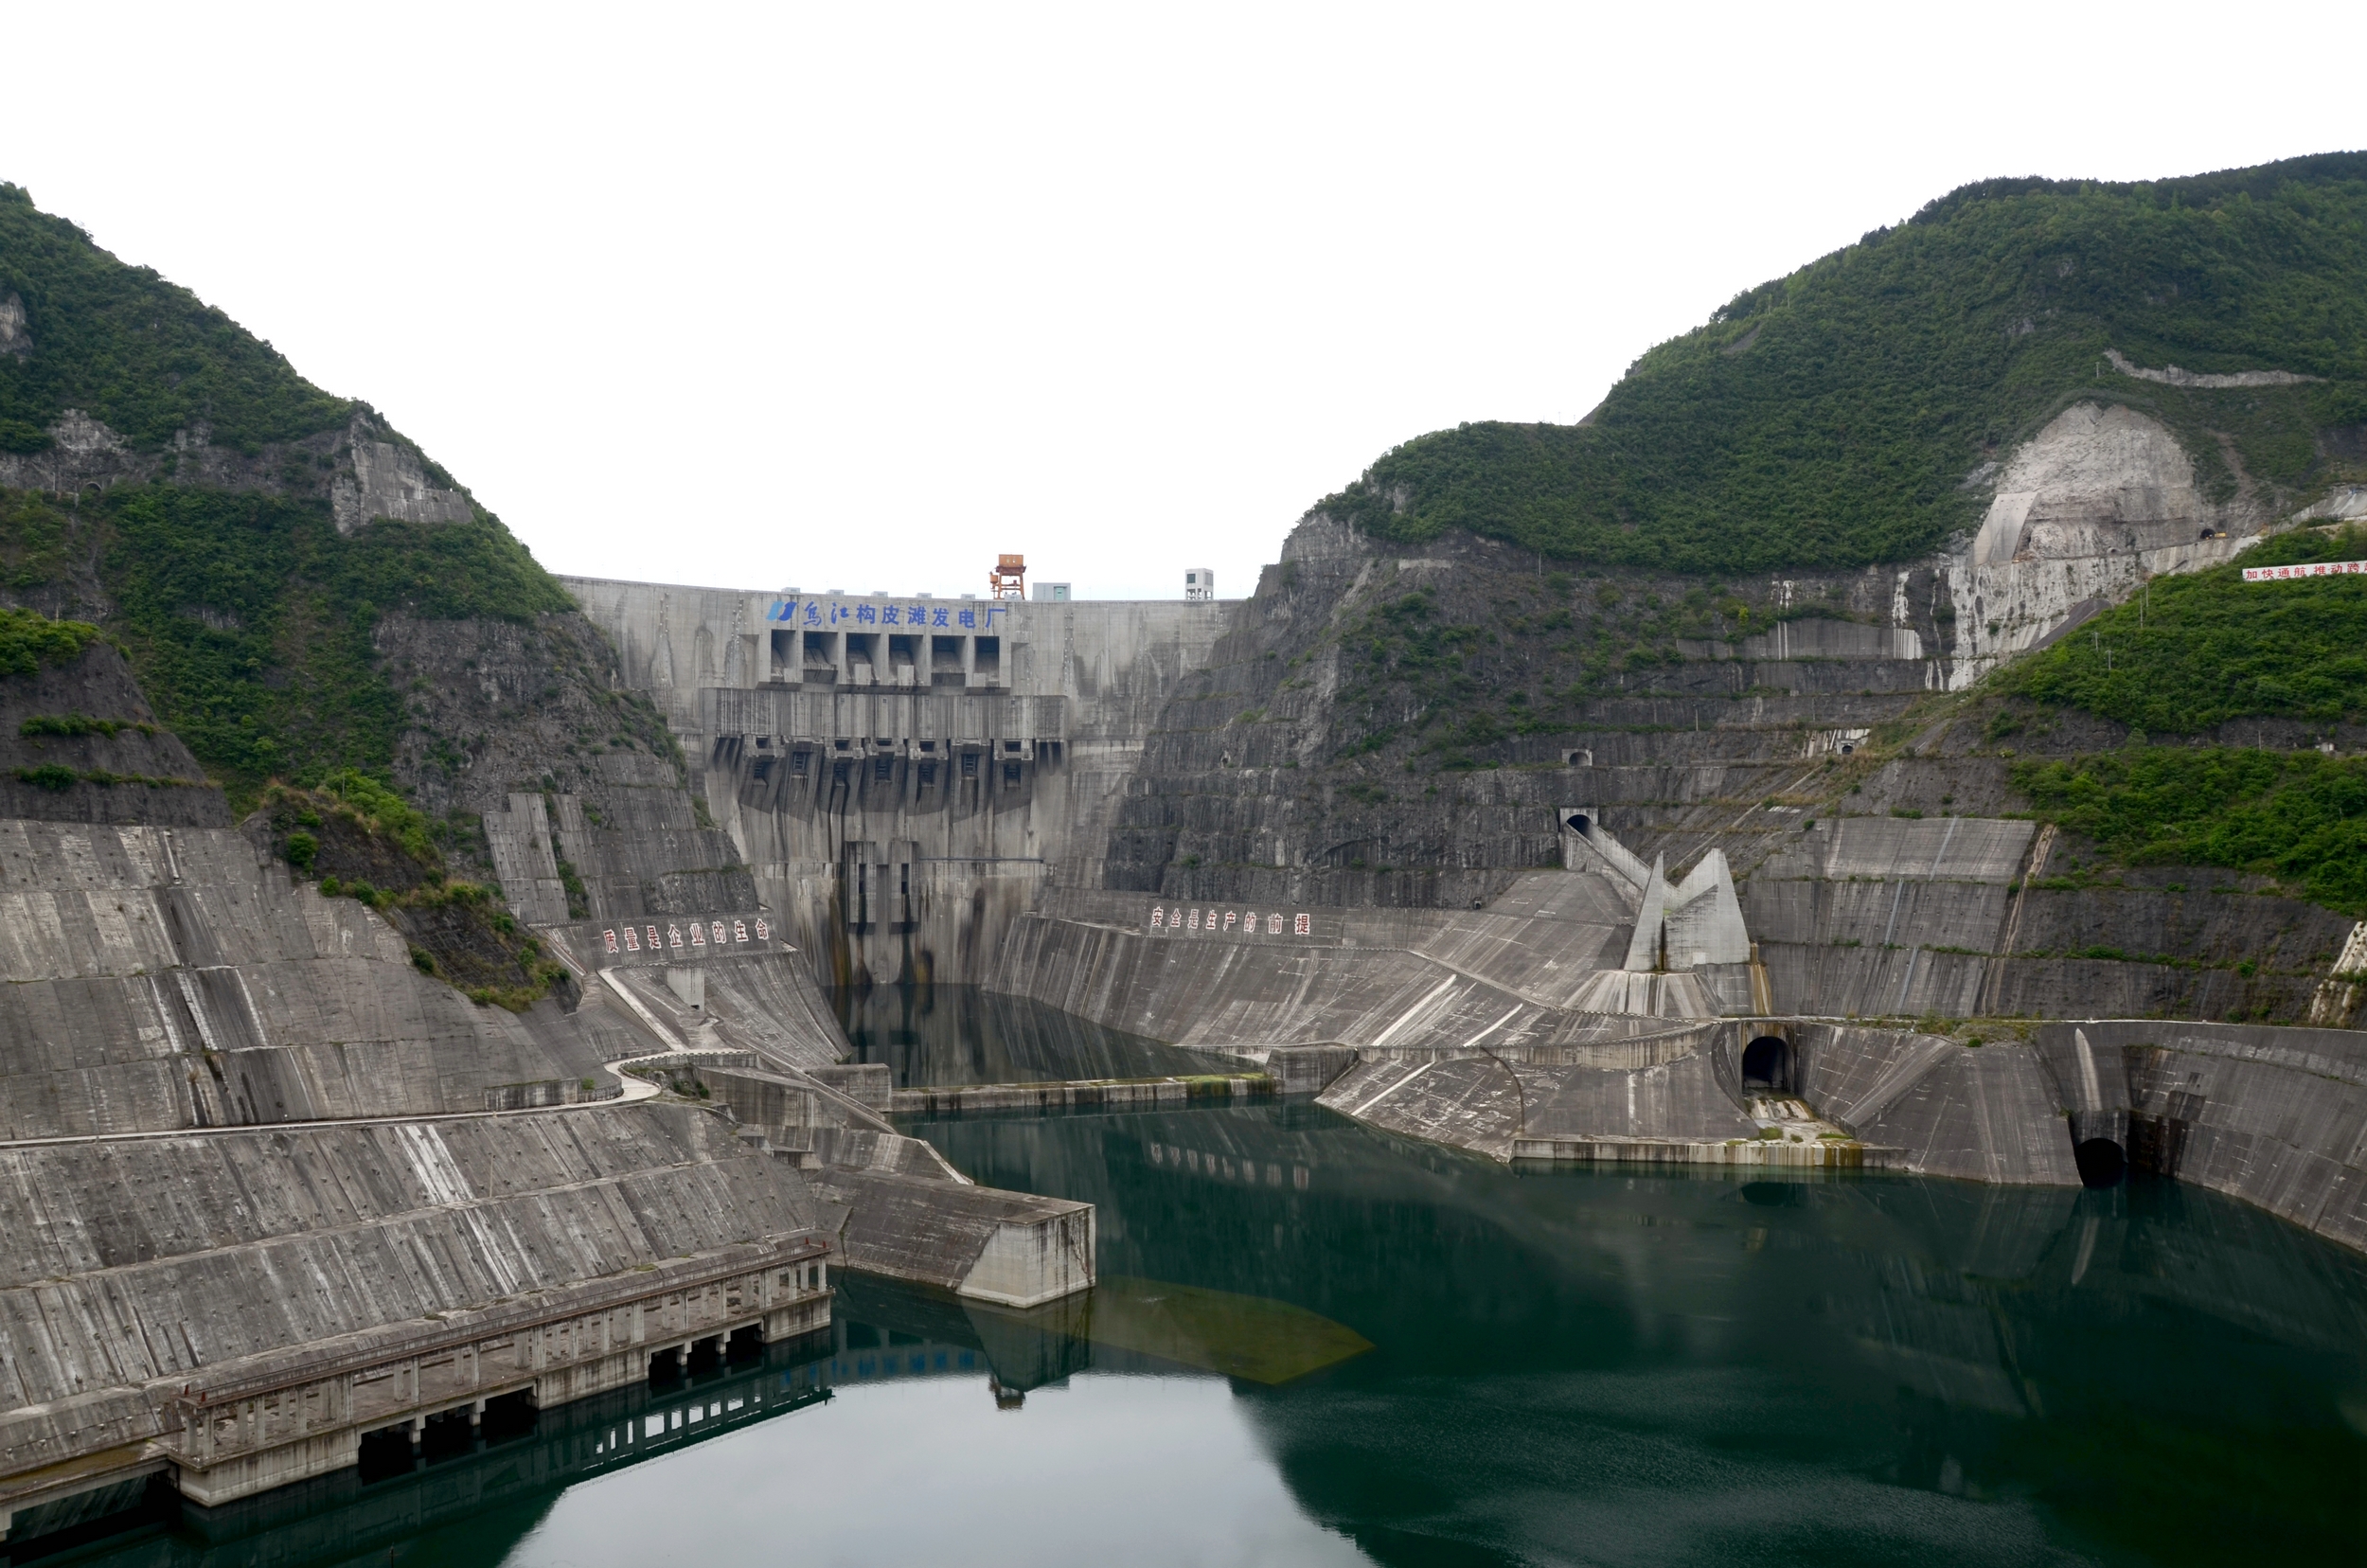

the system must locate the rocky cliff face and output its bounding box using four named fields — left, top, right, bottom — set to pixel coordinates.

left=377, top=609, right=756, bottom=921
left=0, top=408, right=472, bottom=530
